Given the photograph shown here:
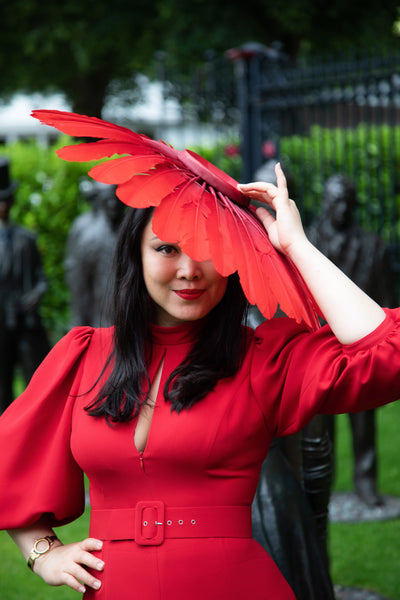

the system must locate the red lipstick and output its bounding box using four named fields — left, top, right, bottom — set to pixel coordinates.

left=174, top=289, right=206, bottom=300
